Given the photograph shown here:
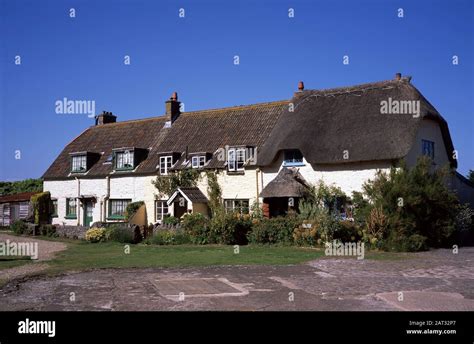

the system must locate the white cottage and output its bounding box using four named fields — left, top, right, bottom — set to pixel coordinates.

left=42, top=74, right=473, bottom=227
